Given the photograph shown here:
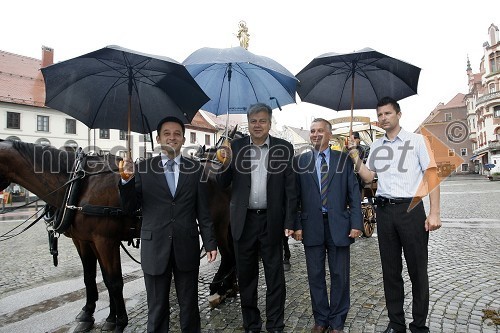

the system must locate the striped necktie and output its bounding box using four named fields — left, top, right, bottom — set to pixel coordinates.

left=320, top=153, right=328, bottom=210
